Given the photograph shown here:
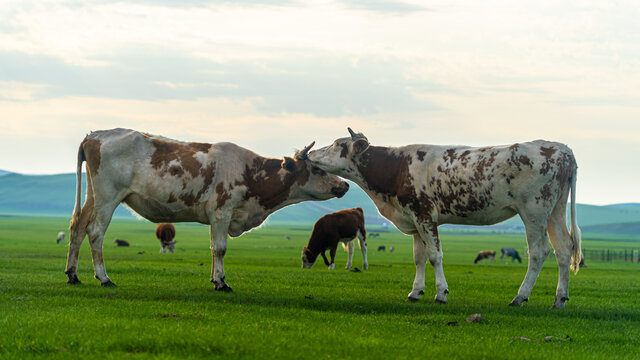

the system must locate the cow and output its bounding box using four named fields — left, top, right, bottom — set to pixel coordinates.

left=65, top=128, right=349, bottom=292
left=56, top=232, right=66, bottom=244
left=302, top=208, right=368, bottom=270
left=308, top=128, right=581, bottom=308
left=156, top=223, right=176, bottom=253
left=377, top=245, right=386, bottom=252
left=501, top=247, right=522, bottom=263
left=474, top=250, right=496, bottom=264
left=114, top=239, right=130, bottom=247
